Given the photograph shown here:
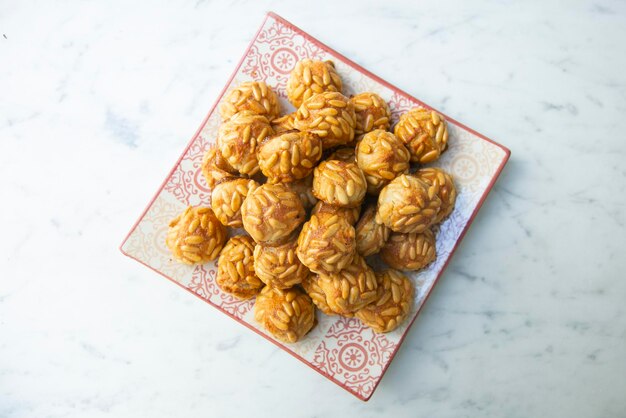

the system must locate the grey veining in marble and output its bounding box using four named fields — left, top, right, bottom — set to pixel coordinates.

left=1, top=0, right=625, bottom=417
